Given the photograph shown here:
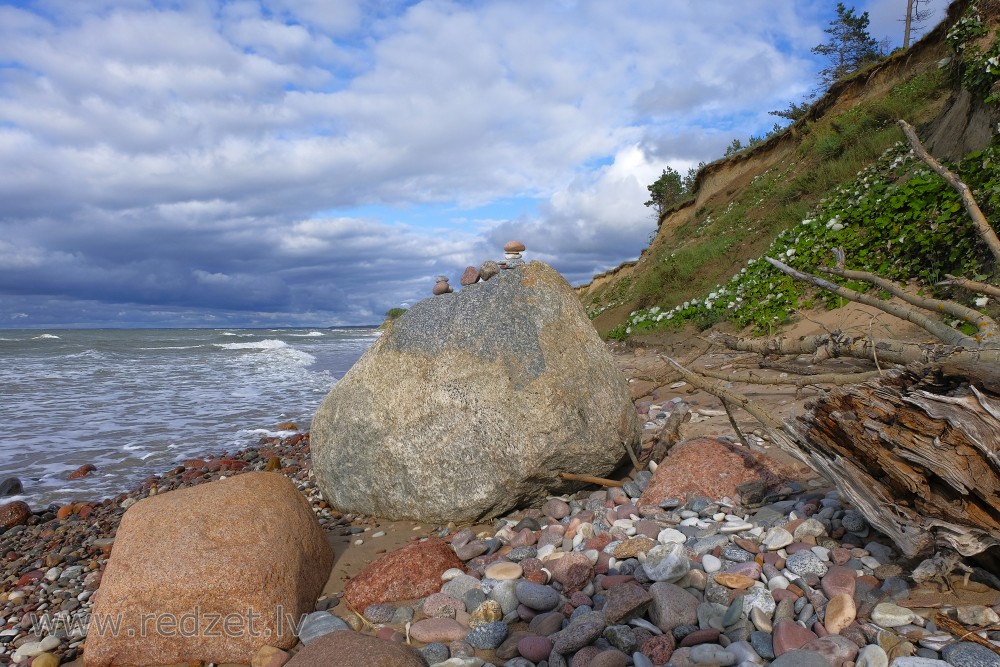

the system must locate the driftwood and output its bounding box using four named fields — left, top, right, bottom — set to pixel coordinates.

left=672, top=357, right=1000, bottom=559
left=670, top=121, right=1000, bottom=560
left=712, top=332, right=1000, bottom=390
left=558, top=472, right=624, bottom=488
left=791, top=366, right=1000, bottom=558
left=899, top=119, right=1000, bottom=264
left=639, top=403, right=690, bottom=468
